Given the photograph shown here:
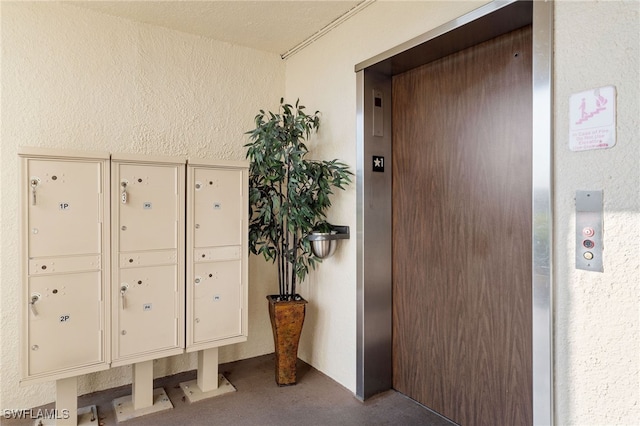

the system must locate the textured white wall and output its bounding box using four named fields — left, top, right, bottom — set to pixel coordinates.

left=0, top=2, right=282, bottom=409
left=554, top=1, right=639, bottom=424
